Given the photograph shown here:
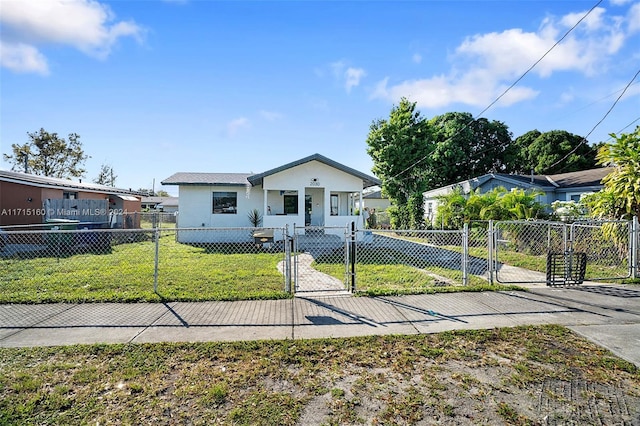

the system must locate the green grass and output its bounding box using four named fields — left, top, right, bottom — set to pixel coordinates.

left=4, top=229, right=630, bottom=304
left=391, top=231, right=631, bottom=280
left=312, top=247, right=521, bottom=296
left=0, top=233, right=289, bottom=303
left=1, top=325, right=637, bottom=425
left=441, top=245, right=632, bottom=281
